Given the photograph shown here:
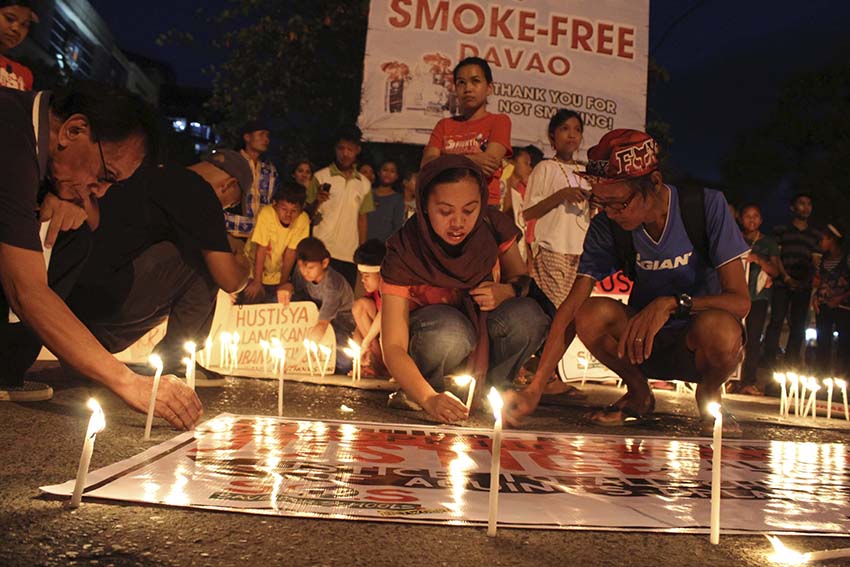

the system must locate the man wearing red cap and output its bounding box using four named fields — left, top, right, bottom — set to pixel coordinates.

left=504, top=129, right=751, bottom=436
